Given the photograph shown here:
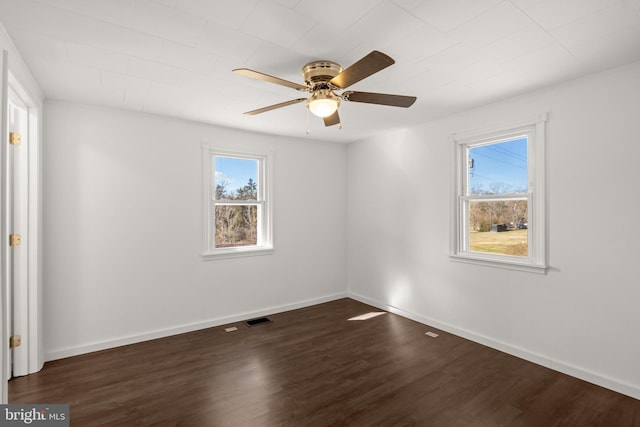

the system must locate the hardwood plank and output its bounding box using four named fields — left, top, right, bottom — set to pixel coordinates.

left=9, top=299, right=640, bottom=426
